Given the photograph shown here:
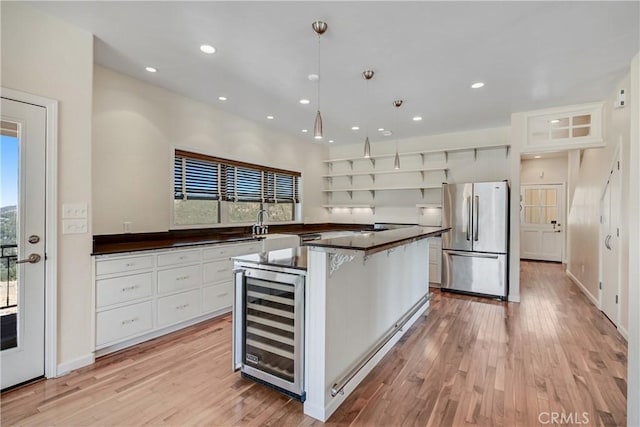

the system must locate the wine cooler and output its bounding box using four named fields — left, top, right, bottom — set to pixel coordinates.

left=233, top=265, right=305, bottom=400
